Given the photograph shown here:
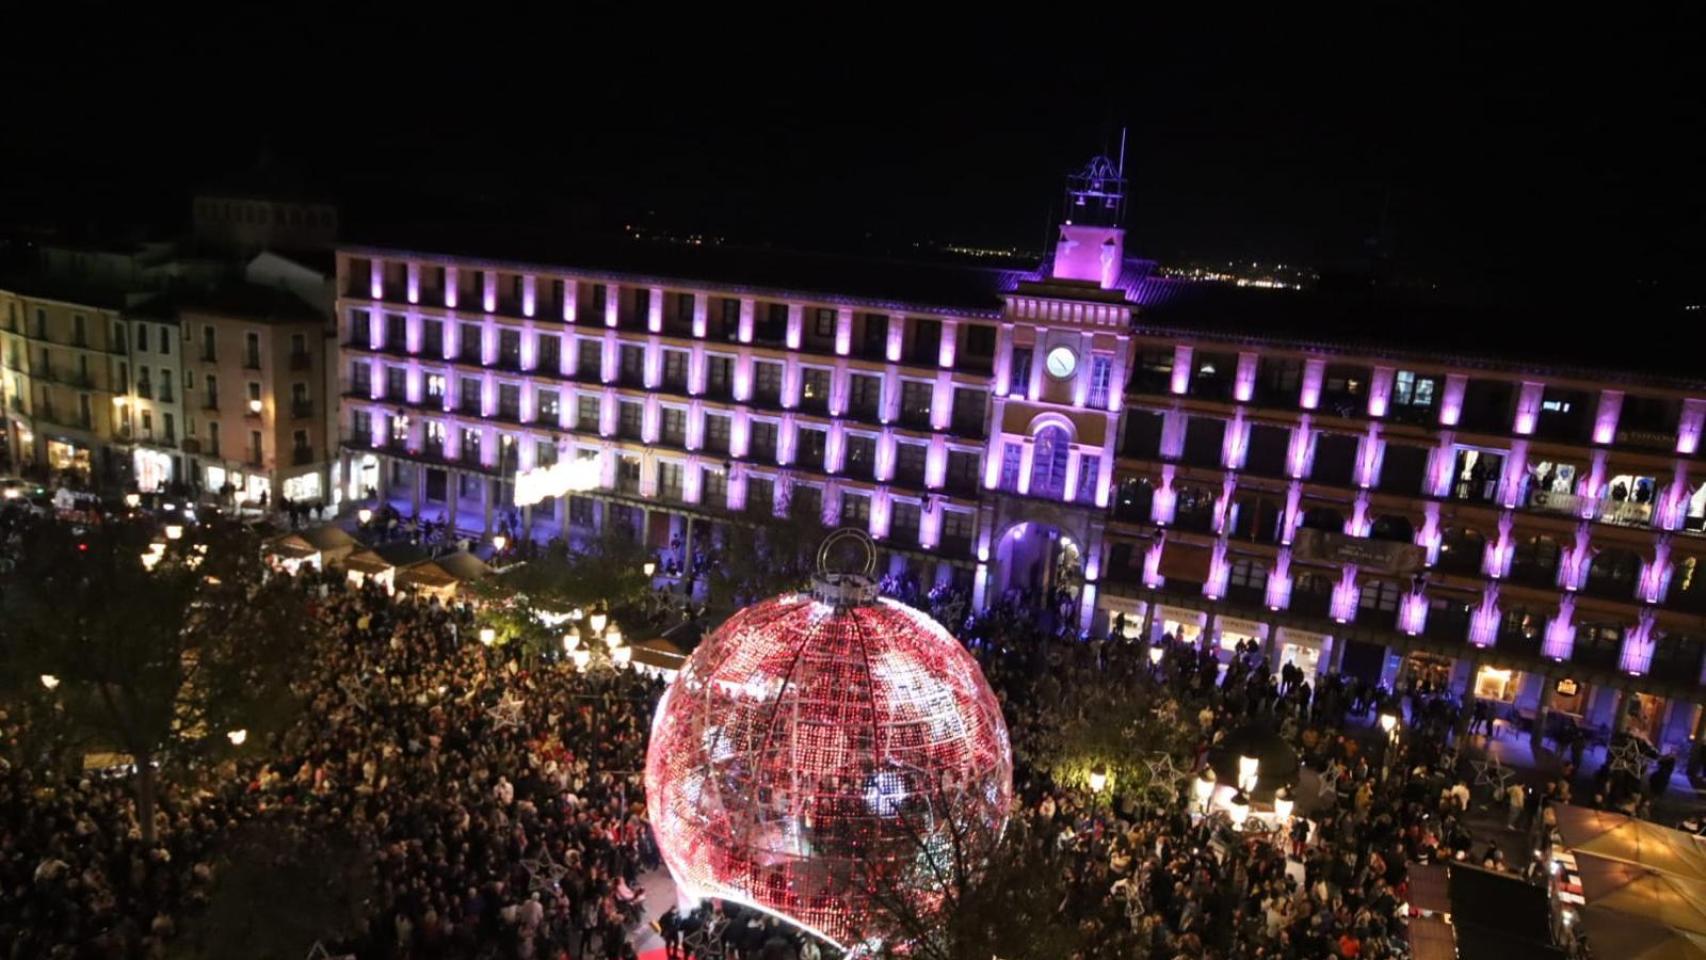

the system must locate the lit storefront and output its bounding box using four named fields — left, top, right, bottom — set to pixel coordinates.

left=1213, top=615, right=1269, bottom=655
left=1549, top=676, right=1589, bottom=718
left=1098, top=595, right=1147, bottom=640
left=1402, top=651, right=1455, bottom=690
left=282, top=471, right=322, bottom=503
left=47, top=439, right=91, bottom=474
left=1473, top=665, right=1521, bottom=704
left=132, top=448, right=173, bottom=493
left=1276, top=627, right=1332, bottom=680
left=1153, top=604, right=1207, bottom=645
